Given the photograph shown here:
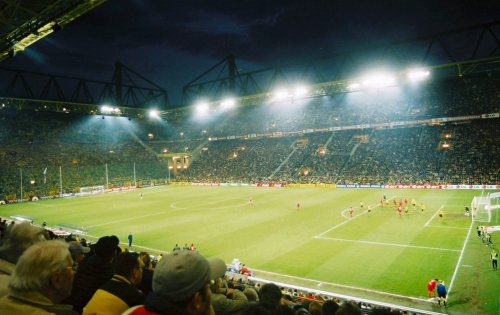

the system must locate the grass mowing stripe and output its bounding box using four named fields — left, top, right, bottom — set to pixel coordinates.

left=86, top=210, right=169, bottom=228
left=2, top=187, right=497, bottom=314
